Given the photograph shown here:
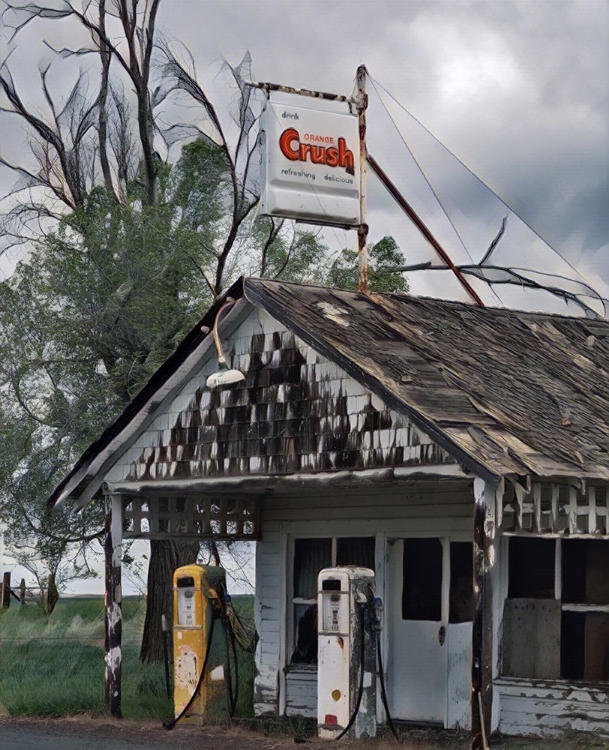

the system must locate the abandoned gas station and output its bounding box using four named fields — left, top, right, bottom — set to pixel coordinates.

left=46, top=276, right=609, bottom=741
